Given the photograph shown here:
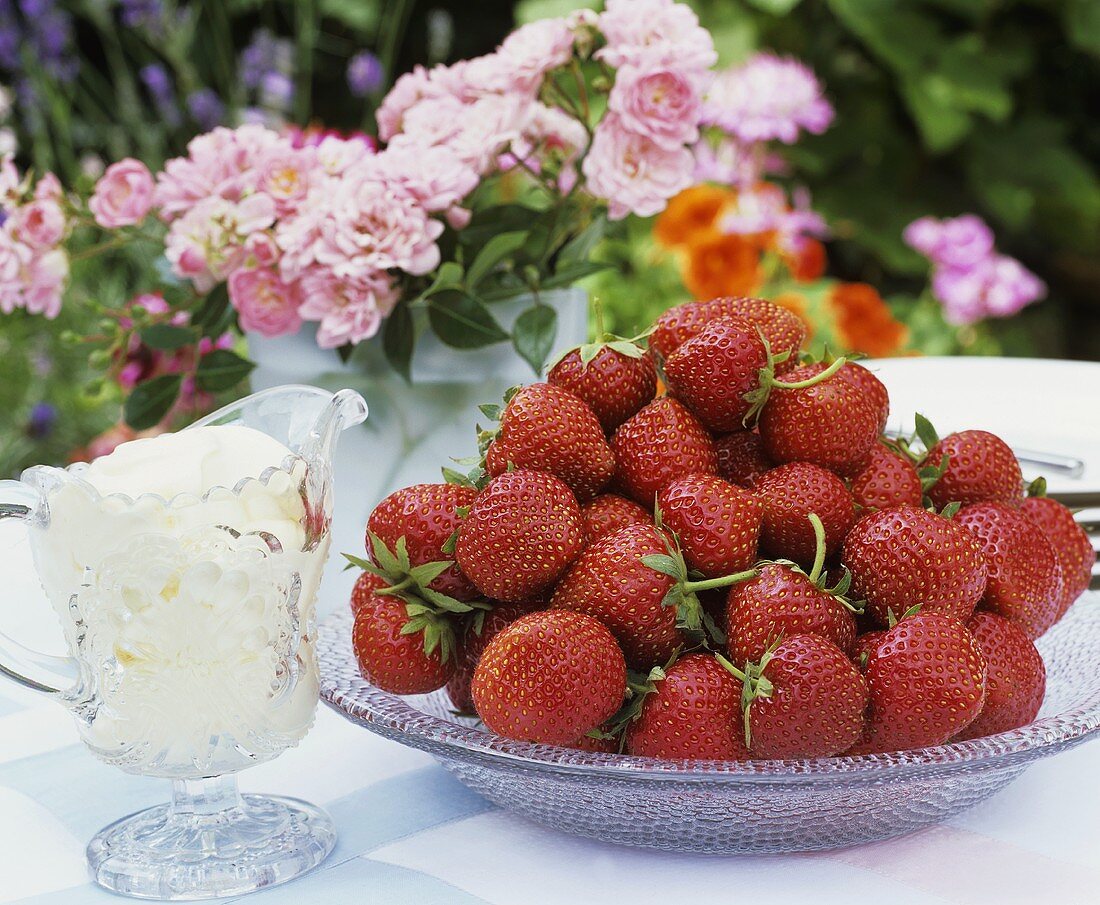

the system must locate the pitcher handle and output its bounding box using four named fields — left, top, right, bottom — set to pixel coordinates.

left=0, top=480, right=80, bottom=695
